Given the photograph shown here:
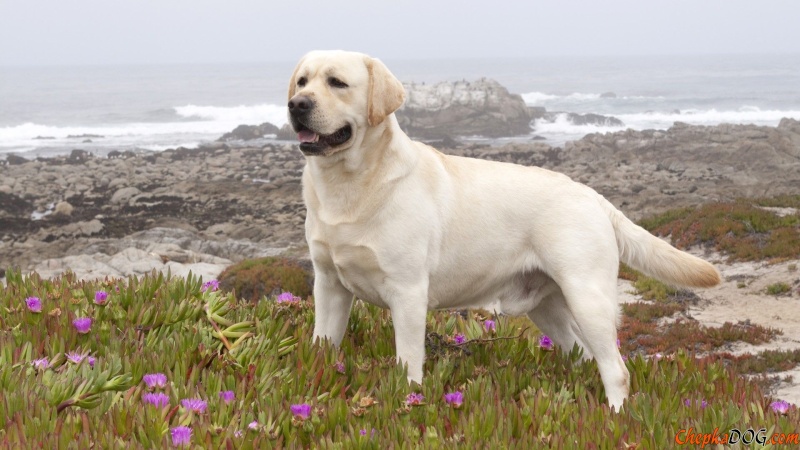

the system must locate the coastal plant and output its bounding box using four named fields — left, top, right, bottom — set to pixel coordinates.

left=217, top=256, right=313, bottom=302
left=638, top=198, right=800, bottom=262
left=766, top=282, right=791, bottom=296
left=1, top=269, right=798, bottom=448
